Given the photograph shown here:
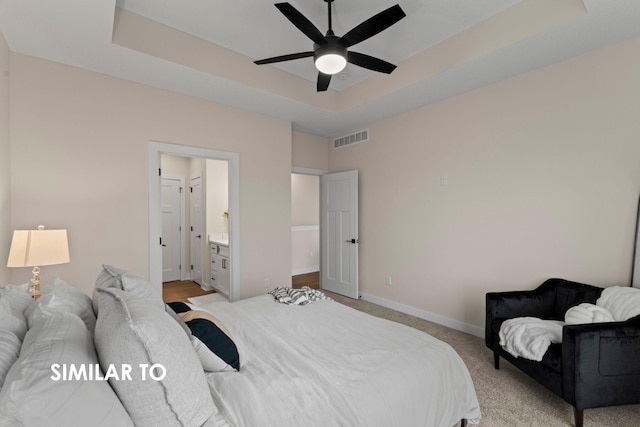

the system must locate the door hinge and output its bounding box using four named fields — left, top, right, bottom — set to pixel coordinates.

left=190, top=226, right=194, bottom=232
left=159, top=237, right=162, bottom=246
left=159, top=168, right=161, bottom=176
left=190, top=264, right=194, bottom=270
left=179, top=187, right=183, bottom=193
left=190, top=187, right=193, bottom=193
left=179, top=264, right=182, bottom=271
